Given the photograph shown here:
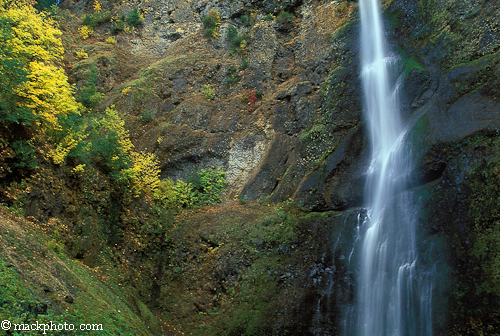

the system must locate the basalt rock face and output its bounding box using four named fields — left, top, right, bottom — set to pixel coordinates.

left=62, top=0, right=367, bottom=208
left=61, top=0, right=500, bottom=208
